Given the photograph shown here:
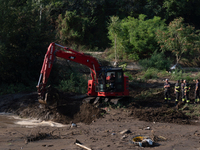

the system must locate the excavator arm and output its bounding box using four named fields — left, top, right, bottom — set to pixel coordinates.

left=36, top=42, right=101, bottom=104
